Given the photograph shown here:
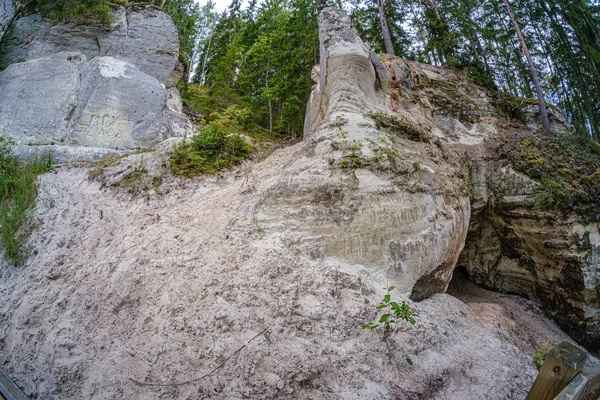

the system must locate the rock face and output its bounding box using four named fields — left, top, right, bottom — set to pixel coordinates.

left=300, top=8, right=599, bottom=353
left=274, top=8, right=472, bottom=301
left=0, top=4, right=192, bottom=163
left=0, top=0, right=25, bottom=40
left=461, top=162, right=600, bottom=353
